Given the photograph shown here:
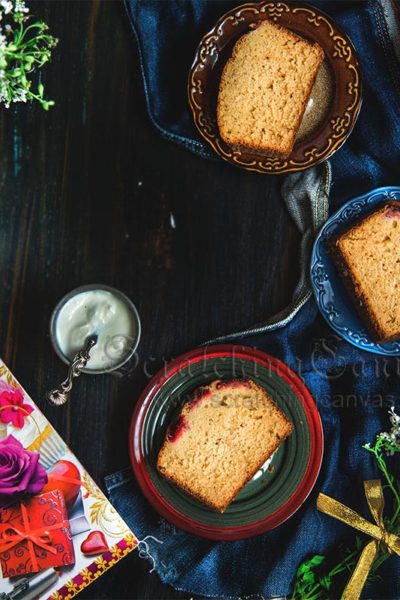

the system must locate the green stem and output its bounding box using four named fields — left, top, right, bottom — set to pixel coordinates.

left=16, top=34, right=56, bottom=50
left=13, top=20, right=24, bottom=45
left=377, top=456, right=400, bottom=509
left=17, top=22, right=45, bottom=44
